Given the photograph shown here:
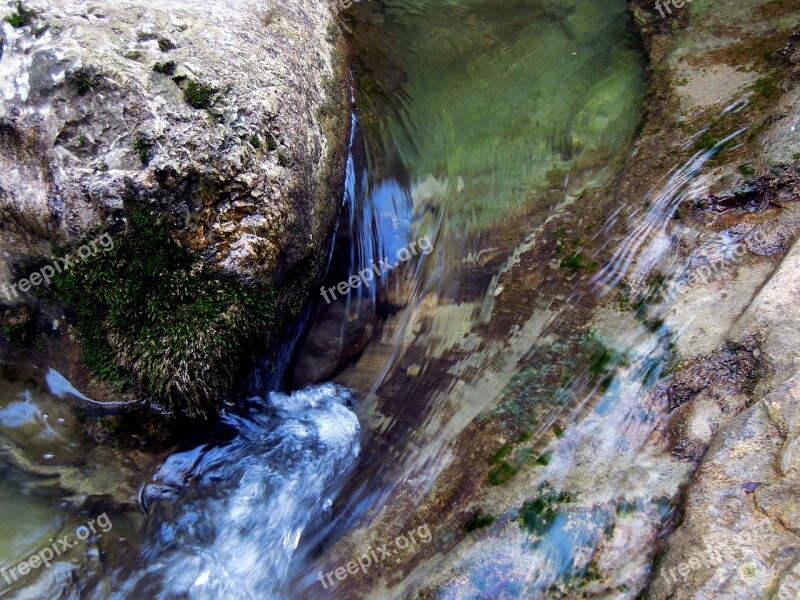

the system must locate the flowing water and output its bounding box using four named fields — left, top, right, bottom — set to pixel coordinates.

left=0, top=0, right=707, bottom=597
